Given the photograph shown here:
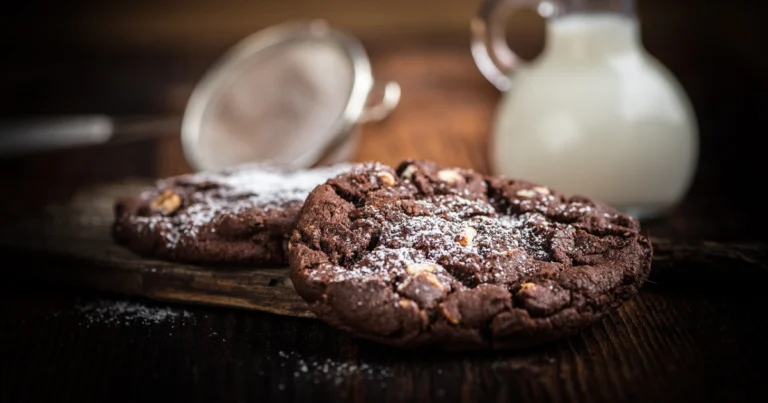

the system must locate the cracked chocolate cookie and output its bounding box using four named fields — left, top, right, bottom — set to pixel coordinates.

left=288, top=160, right=652, bottom=350
left=113, top=163, right=351, bottom=266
